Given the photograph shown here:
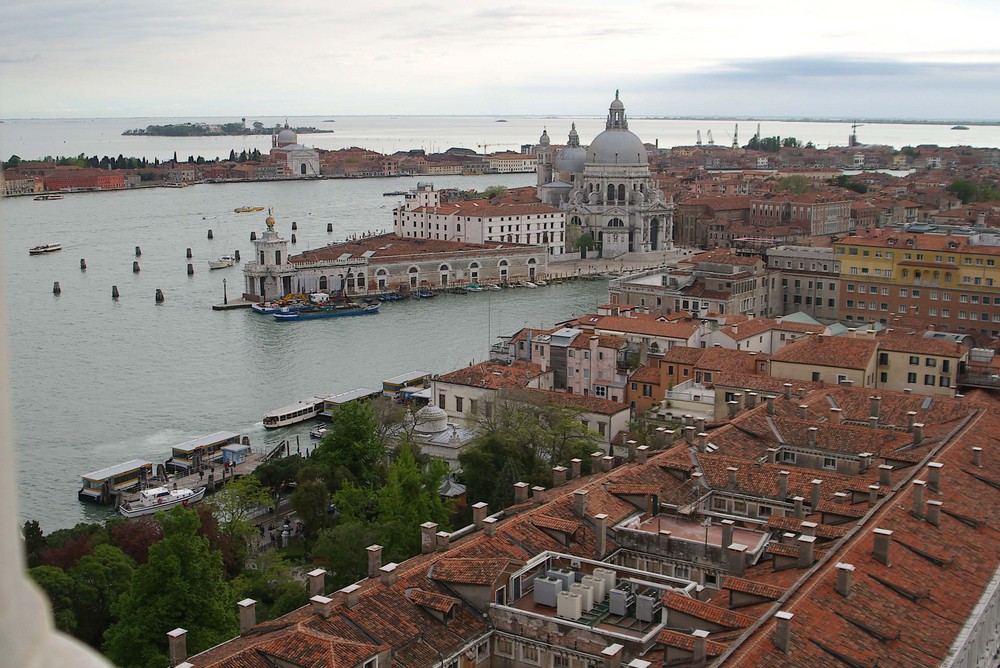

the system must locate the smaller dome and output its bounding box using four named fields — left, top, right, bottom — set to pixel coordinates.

left=414, top=405, right=448, bottom=433
left=554, top=146, right=587, bottom=174
left=276, top=128, right=297, bottom=146
left=539, top=128, right=550, bottom=146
